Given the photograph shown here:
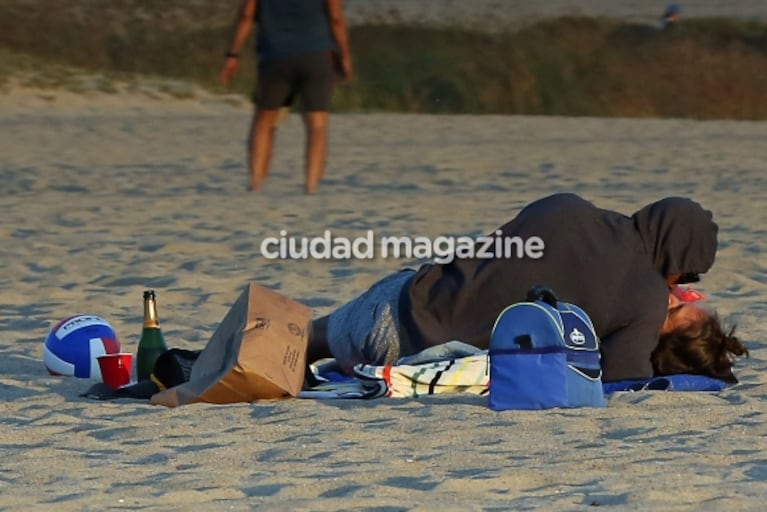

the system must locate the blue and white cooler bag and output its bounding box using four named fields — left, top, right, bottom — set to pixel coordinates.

left=488, top=288, right=606, bottom=411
